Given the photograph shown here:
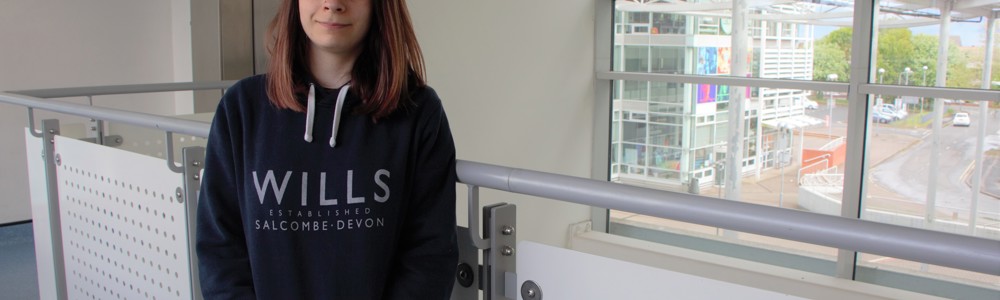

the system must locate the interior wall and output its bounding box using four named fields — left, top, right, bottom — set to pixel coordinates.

left=408, top=1, right=597, bottom=247
left=0, top=0, right=600, bottom=248
left=0, top=1, right=179, bottom=223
